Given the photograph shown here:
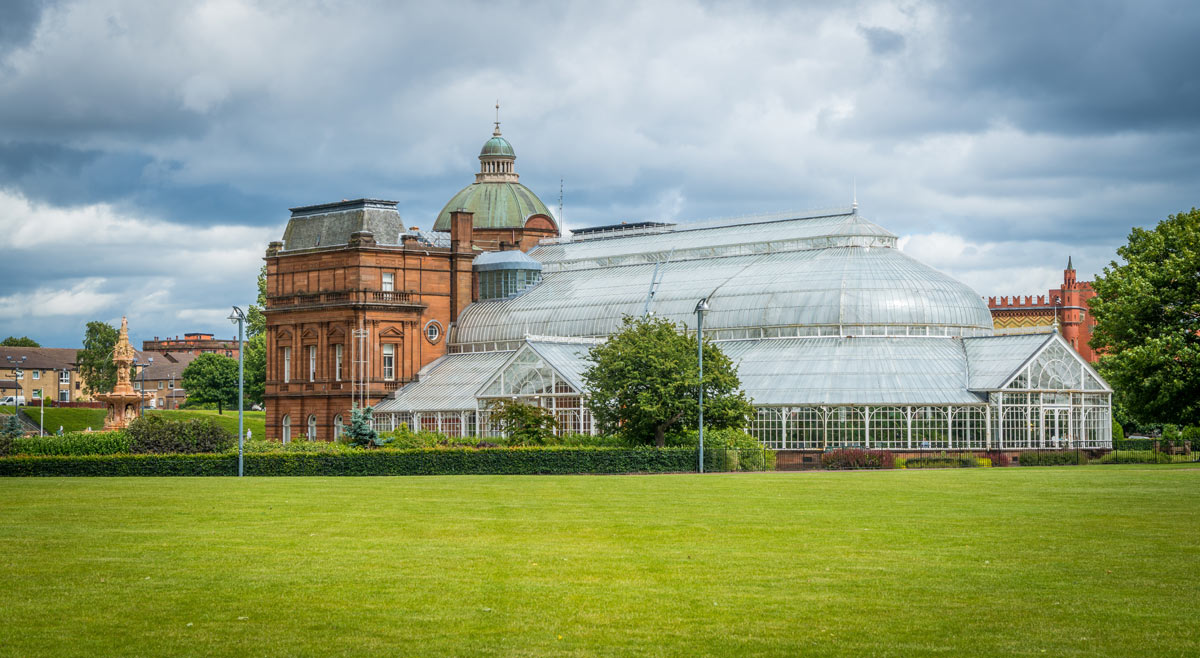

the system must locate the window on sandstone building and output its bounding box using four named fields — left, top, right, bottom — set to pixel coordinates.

left=382, top=272, right=394, bottom=292
left=283, top=346, right=291, bottom=383
left=382, top=344, right=395, bottom=381
left=309, top=345, right=316, bottom=381
left=335, top=344, right=343, bottom=381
